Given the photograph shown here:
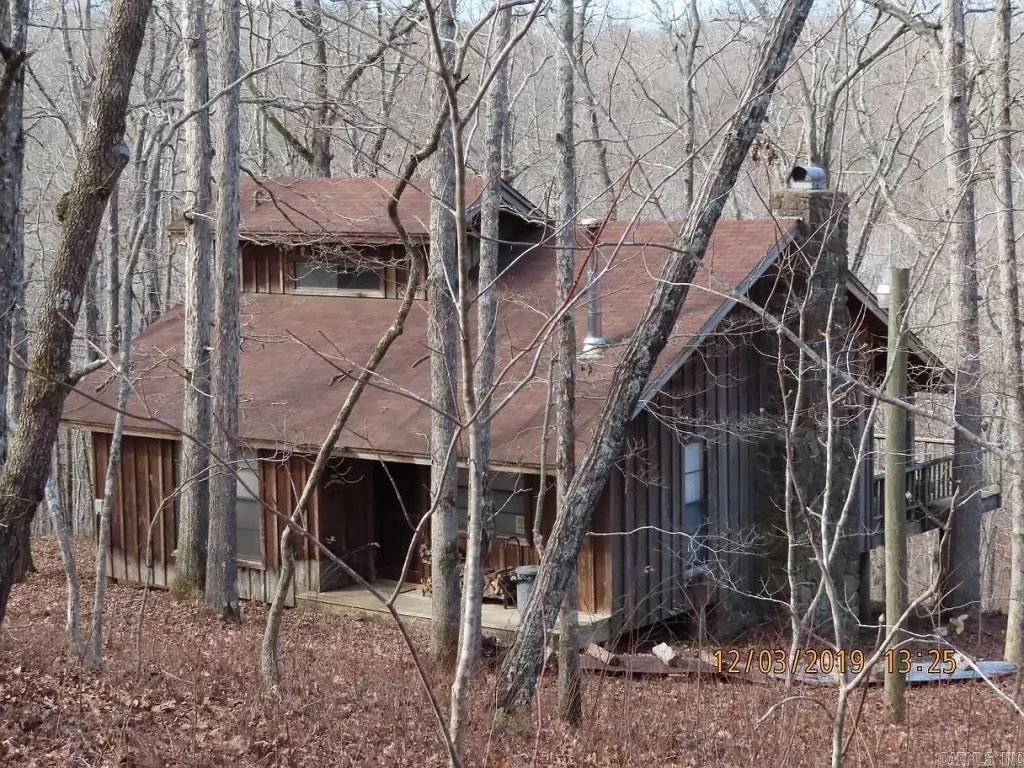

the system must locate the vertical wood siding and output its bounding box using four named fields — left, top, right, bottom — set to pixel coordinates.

left=91, top=432, right=610, bottom=614
left=93, top=432, right=177, bottom=589
left=611, top=329, right=764, bottom=630
left=92, top=434, right=320, bottom=605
